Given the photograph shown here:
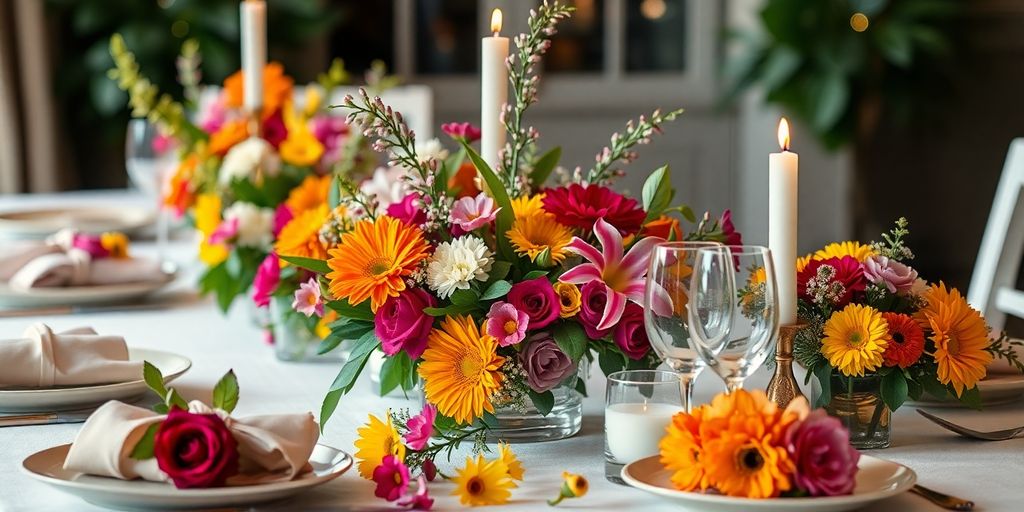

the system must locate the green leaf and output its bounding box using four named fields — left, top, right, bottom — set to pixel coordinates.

left=810, top=71, right=849, bottom=132
left=759, top=45, right=802, bottom=92
left=129, top=423, right=160, bottom=460
left=153, top=403, right=169, bottom=414
left=918, top=371, right=948, bottom=400
left=318, top=321, right=374, bottom=354
left=528, top=389, right=555, bottom=416
left=905, top=375, right=923, bottom=401
left=522, top=270, right=548, bottom=280
left=423, top=304, right=476, bottom=317
left=598, top=349, right=625, bottom=377
left=481, top=280, right=513, bottom=301
left=460, top=140, right=515, bottom=260
left=321, top=332, right=378, bottom=429
left=378, top=352, right=413, bottom=396
left=574, top=378, right=588, bottom=397
left=641, top=165, right=672, bottom=222
left=165, top=388, right=189, bottom=412
left=211, top=369, right=240, bottom=413
left=488, top=261, right=512, bottom=282
left=328, top=175, right=341, bottom=209
left=142, top=361, right=168, bottom=400
left=875, top=23, right=913, bottom=67
left=451, top=288, right=480, bottom=306
left=325, top=299, right=375, bottom=322
left=959, top=385, right=982, bottom=410
left=279, top=255, right=331, bottom=274
left=680, top=205, right=697, bottom=223
left=528, top=146, right=561, bottom=188
left=551, top=322, right=588, bottom=361
left=812, top=364, right=833, bottom=408
left=320, top=388, right=343, bottom=433
left=880, top=371, right=909, bottom=411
